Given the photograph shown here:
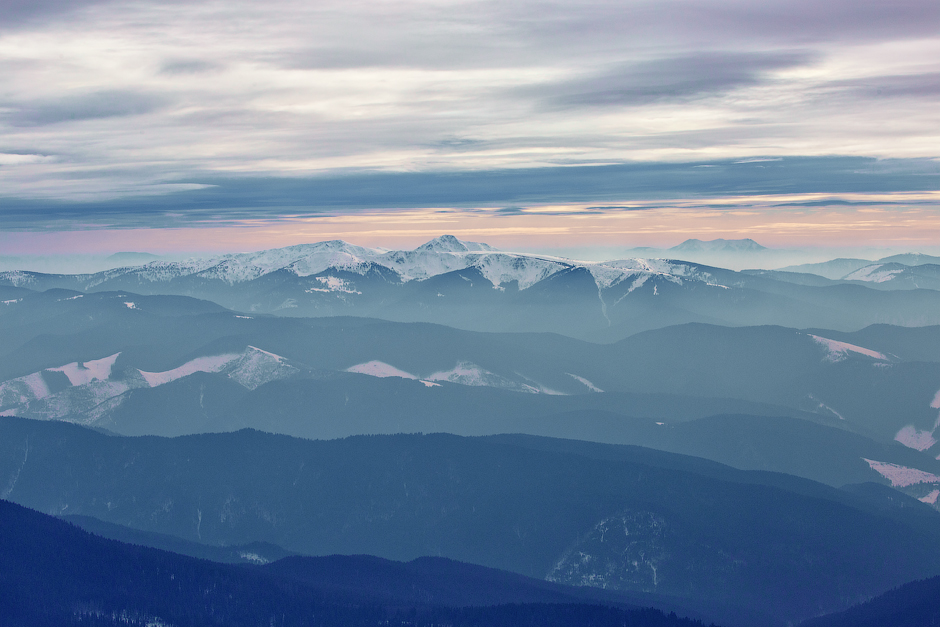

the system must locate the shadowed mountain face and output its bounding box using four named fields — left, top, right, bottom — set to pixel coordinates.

left=5, top=236, right=940, bottom=342
left=800, top=575, right=940, bottom=627
left=3, top=416, right=940, bottom=627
